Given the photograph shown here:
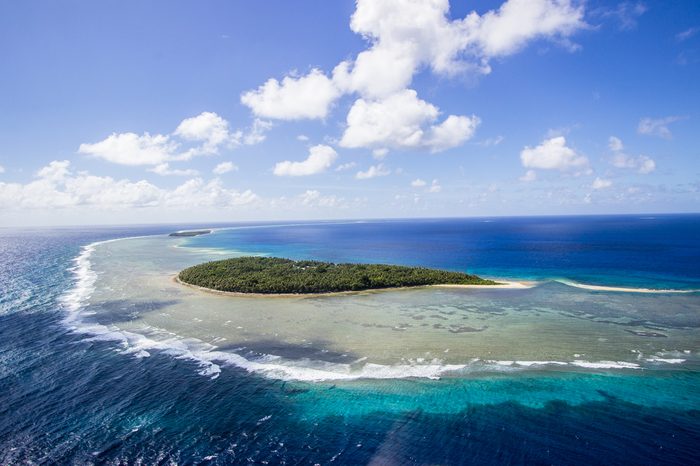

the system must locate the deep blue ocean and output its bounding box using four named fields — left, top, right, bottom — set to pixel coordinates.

left=1, top=215, right=699, bottom=464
